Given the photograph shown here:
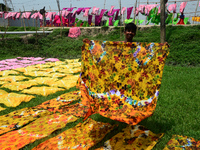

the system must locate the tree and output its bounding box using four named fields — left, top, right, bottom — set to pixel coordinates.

left=0, top=3, right=12, bottom=11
